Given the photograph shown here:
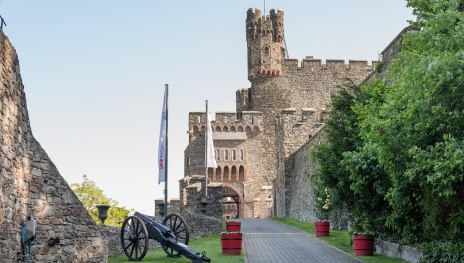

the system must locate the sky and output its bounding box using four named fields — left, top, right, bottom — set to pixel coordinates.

left=1, top=1, right=413, bottom=215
